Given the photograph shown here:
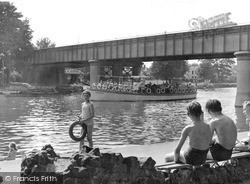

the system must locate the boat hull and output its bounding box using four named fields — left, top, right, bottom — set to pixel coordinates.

left=89, top=89, right=197, bottom=101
